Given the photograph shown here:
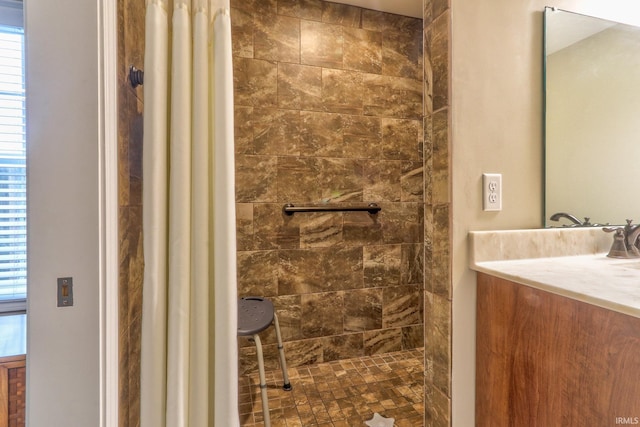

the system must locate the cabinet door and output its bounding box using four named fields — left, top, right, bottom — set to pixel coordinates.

left=476, top=273, right=640, bottom=426
left=0, top=355, right=26, bottom=427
